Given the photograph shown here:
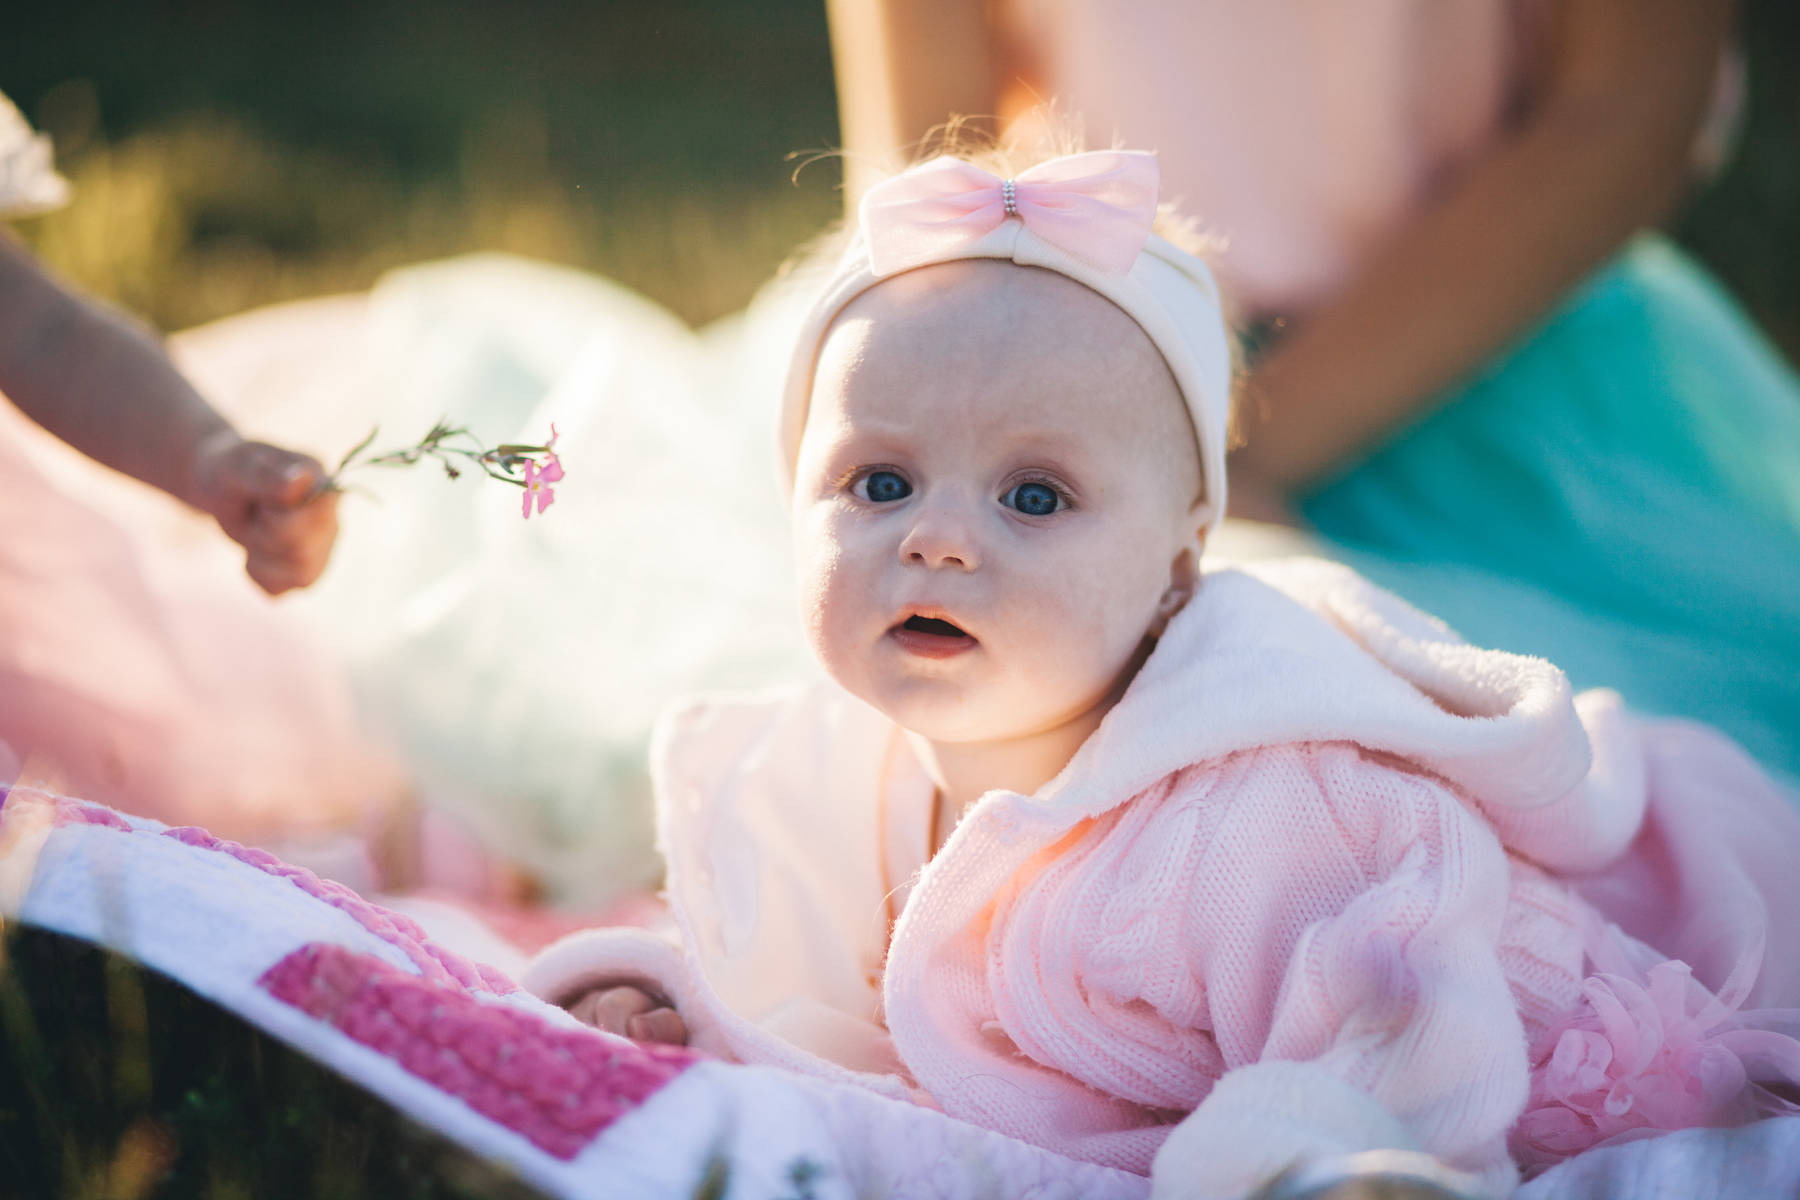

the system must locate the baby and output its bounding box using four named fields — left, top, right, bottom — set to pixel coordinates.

left=530, top=148, right=1800, bottom=1198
